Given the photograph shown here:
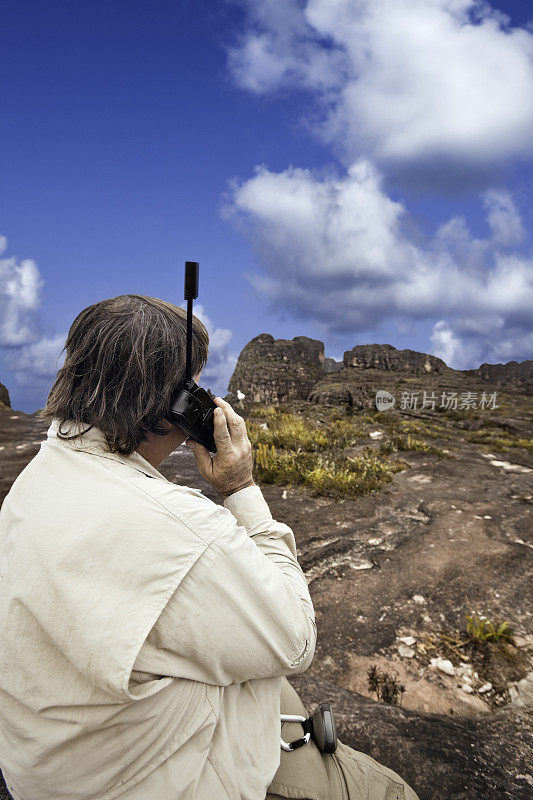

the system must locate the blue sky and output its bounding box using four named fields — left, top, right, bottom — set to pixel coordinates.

left=1, top=0, right=533, bottom=412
